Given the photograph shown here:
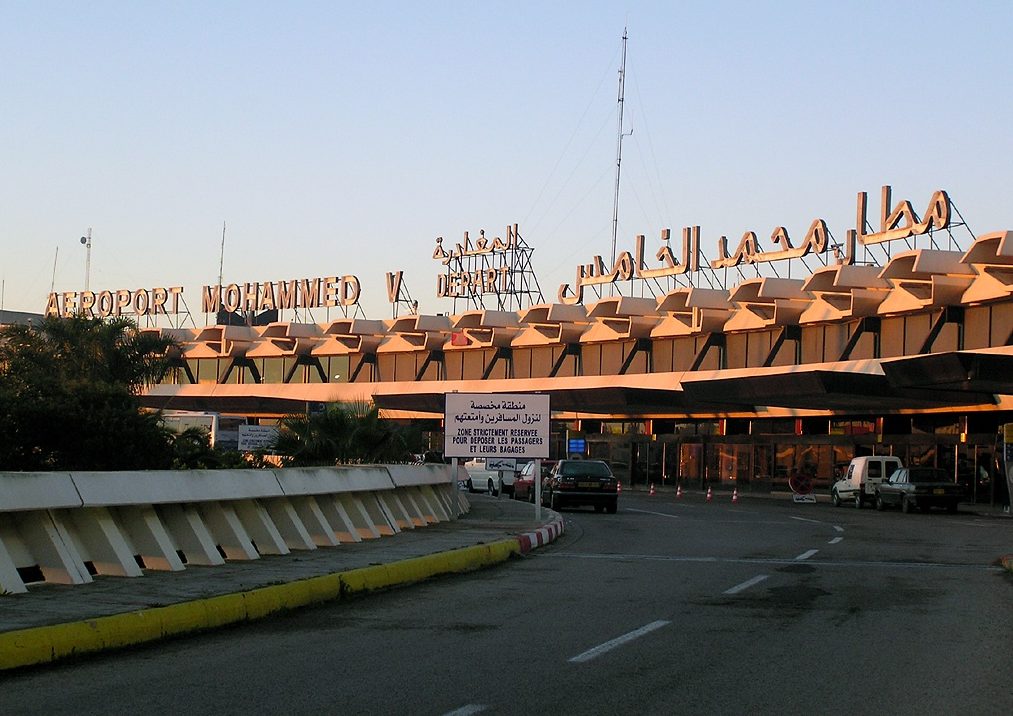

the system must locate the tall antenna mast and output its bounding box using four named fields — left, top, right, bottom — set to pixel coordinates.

left=609, top=28, right=632, bottom=294
left=50, top=246, right=59, bottom=295
left=218, top=221, right=226, bottom=312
